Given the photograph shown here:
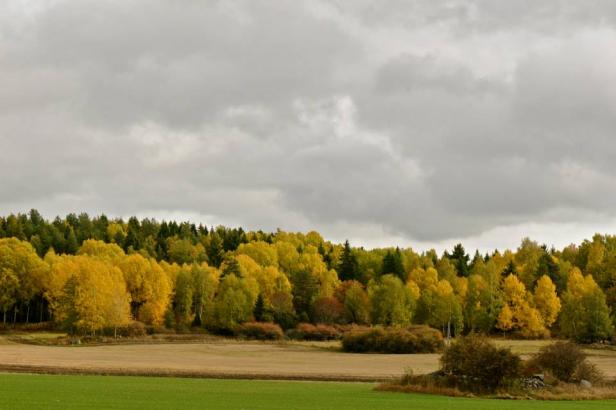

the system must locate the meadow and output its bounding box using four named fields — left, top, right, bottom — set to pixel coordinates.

left=0, top=373, right=615, bottom=410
